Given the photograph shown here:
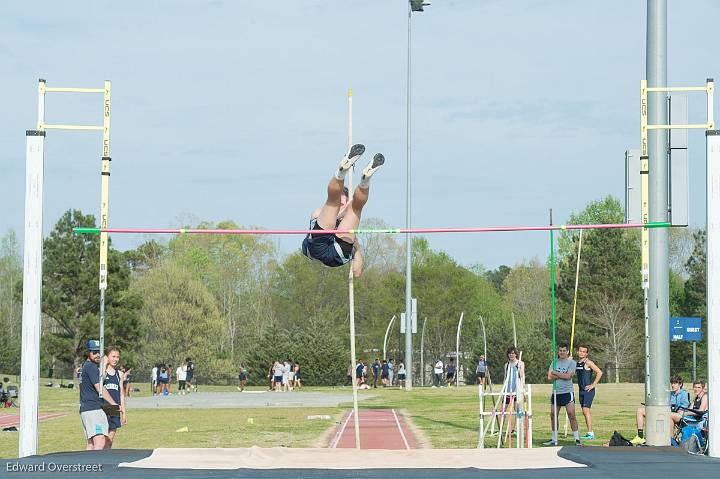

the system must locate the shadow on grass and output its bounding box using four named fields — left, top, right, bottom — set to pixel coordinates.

left=412, top=415, right=478, bottom=432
